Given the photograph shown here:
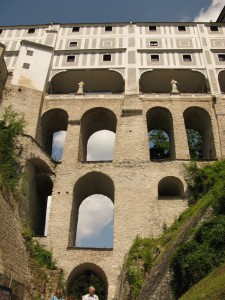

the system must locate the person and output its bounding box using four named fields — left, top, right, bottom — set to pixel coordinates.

left=82, top=286, right=99, bottom=300
left=51, top=289, right=64, bottom=300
